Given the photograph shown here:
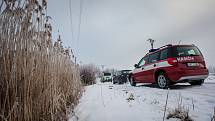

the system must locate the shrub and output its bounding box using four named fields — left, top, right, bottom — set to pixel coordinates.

left=80, top=64, right=99, bottom=85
